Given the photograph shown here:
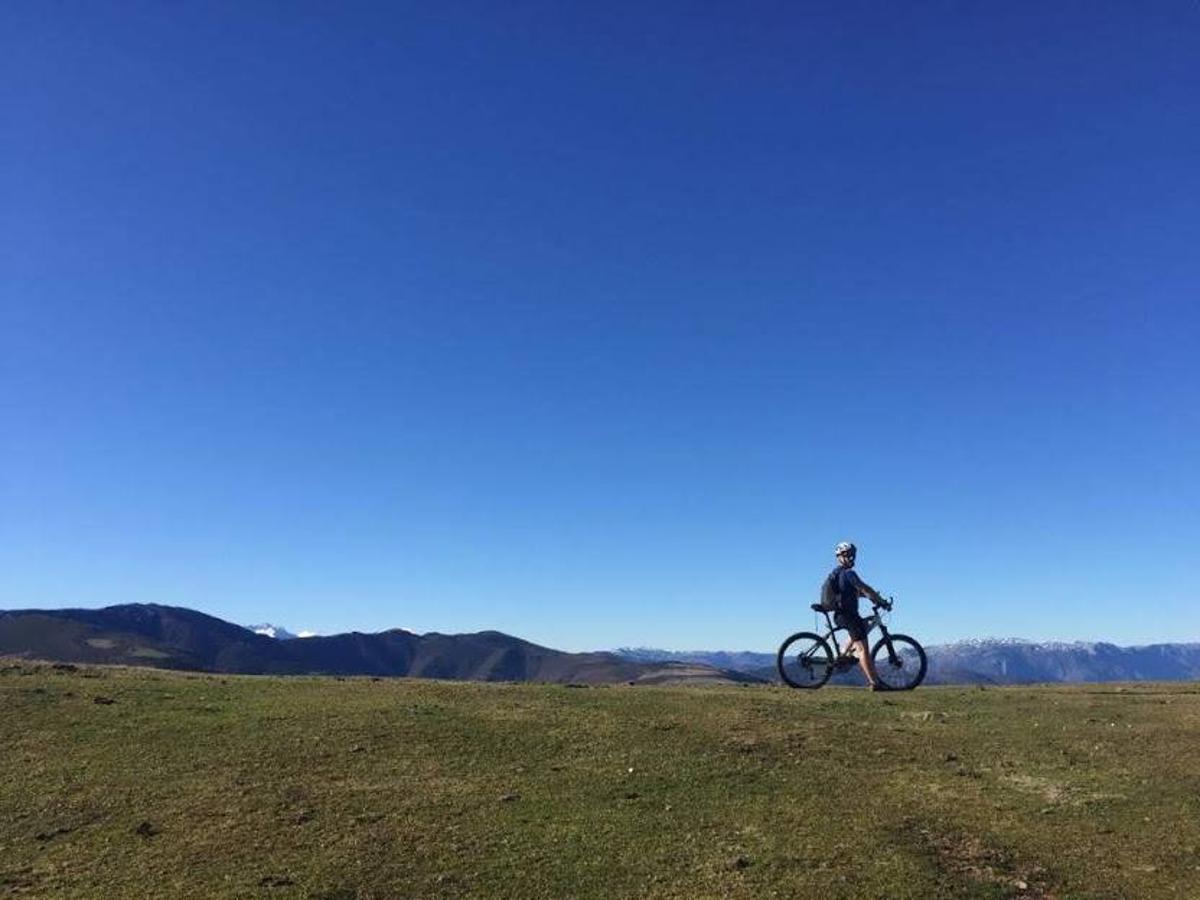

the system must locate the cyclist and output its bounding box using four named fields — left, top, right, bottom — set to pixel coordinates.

left=828, top=541, right=890, bottom=691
